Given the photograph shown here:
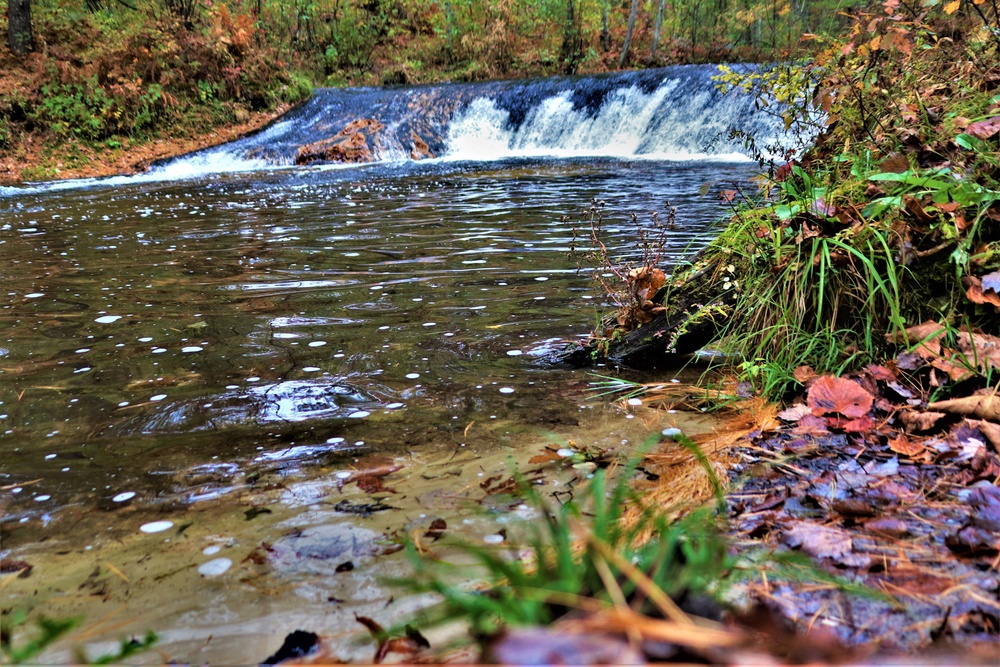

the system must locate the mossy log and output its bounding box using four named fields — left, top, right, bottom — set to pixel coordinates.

left=560, top=259, right=737, bottom=369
